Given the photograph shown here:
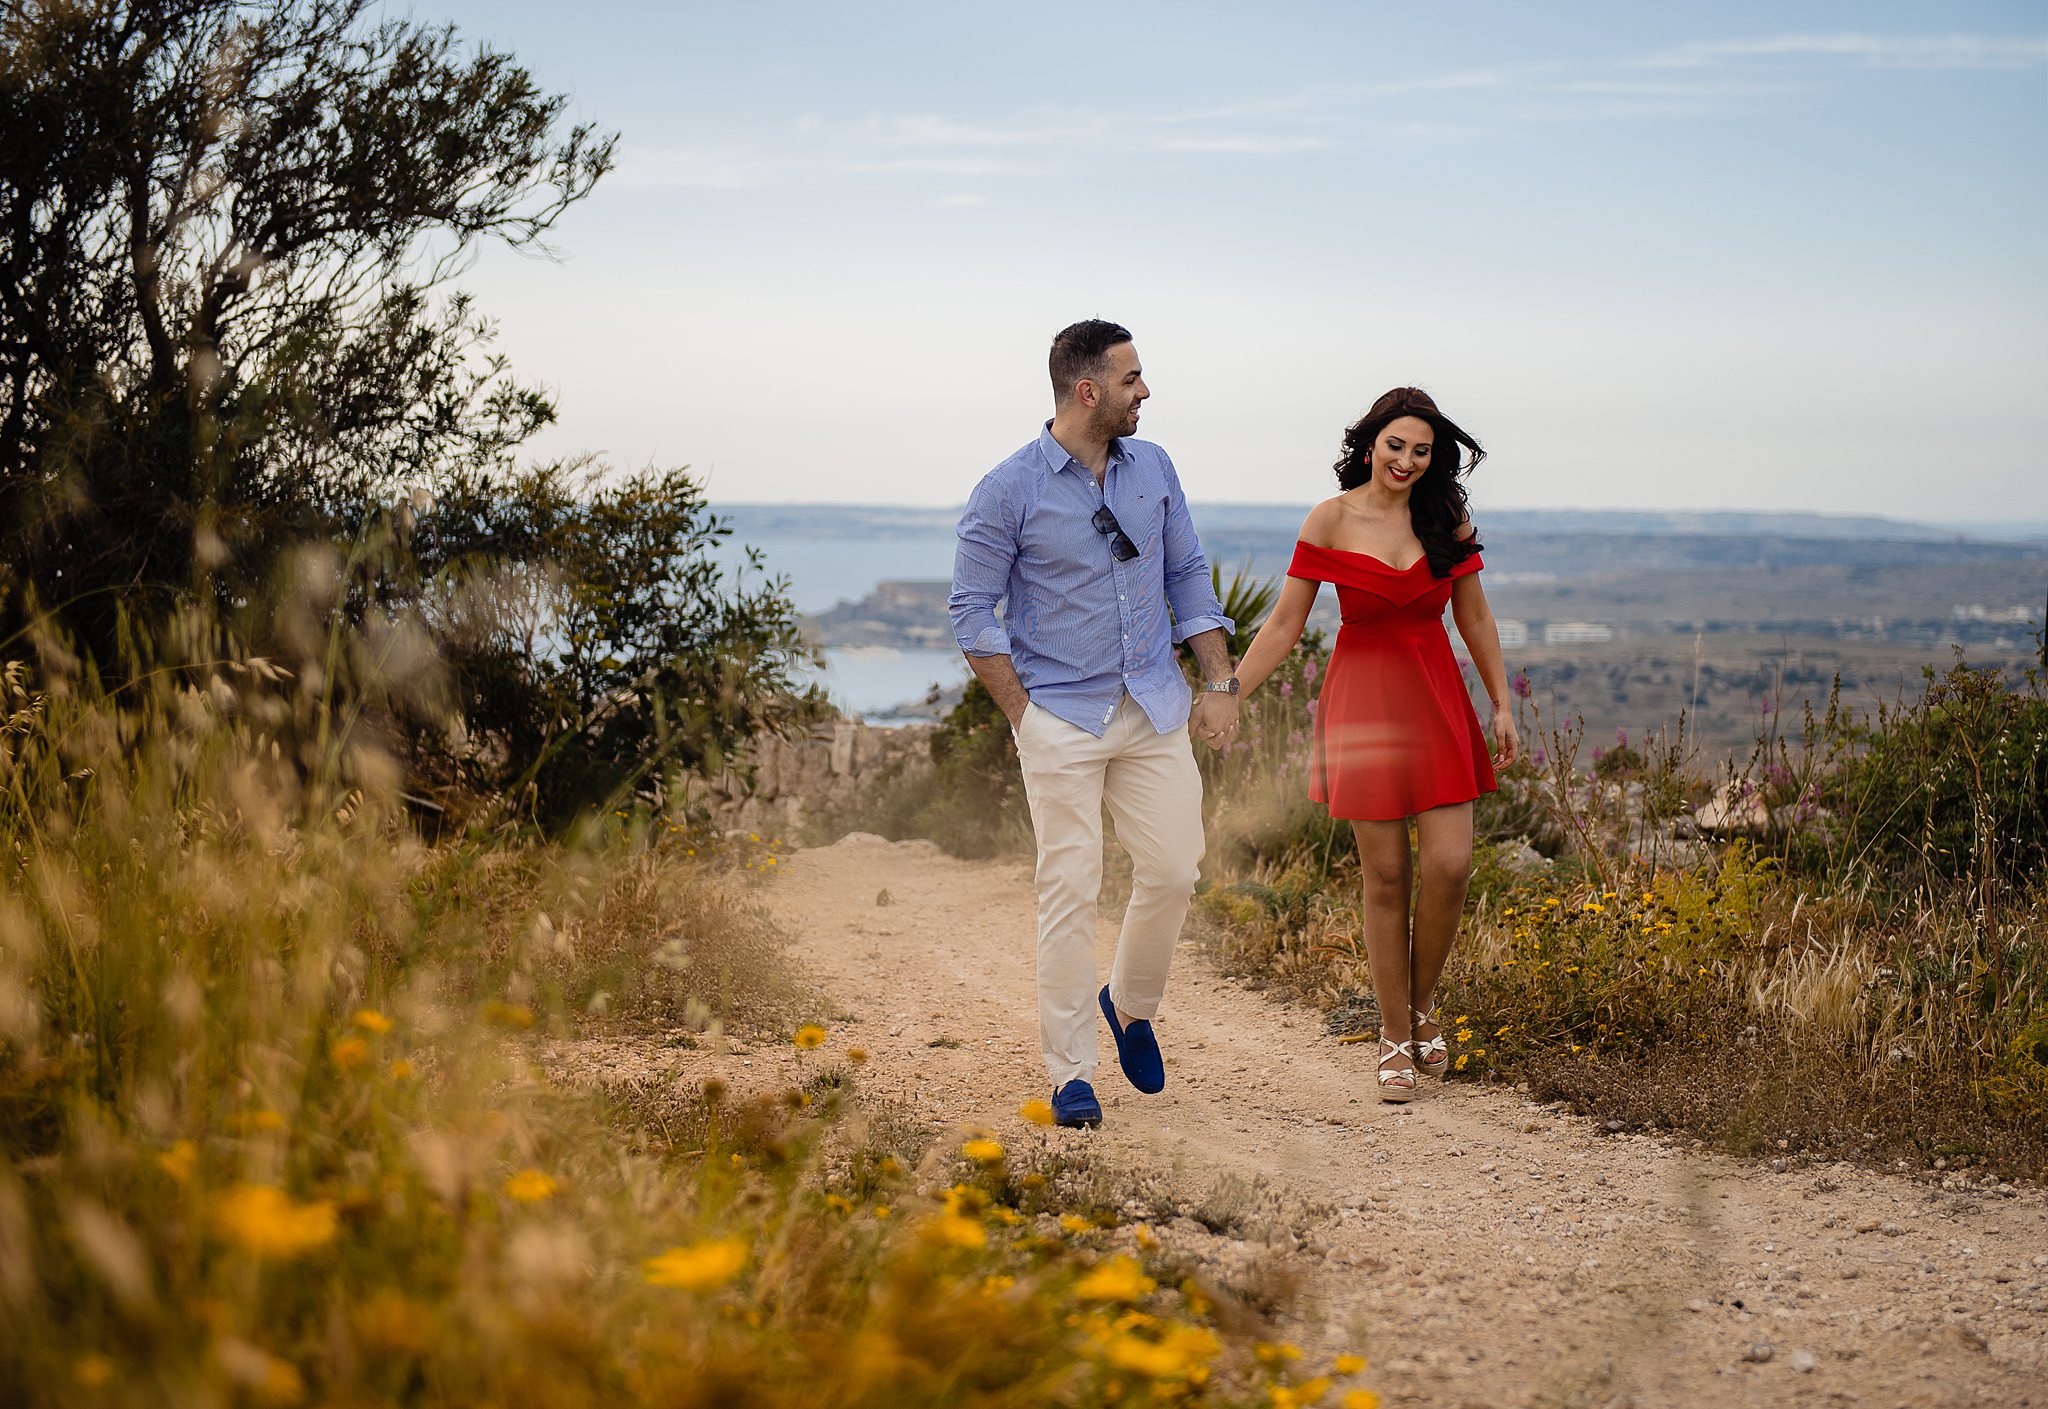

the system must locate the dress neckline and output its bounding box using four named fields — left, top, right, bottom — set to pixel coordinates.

left=1297, top=539, right=1428, bottom=573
